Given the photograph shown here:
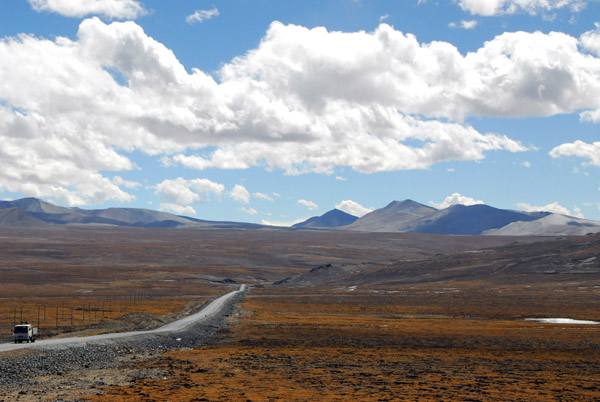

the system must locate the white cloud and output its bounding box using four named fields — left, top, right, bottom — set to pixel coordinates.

left=430, top=193, right=484, bottom=209
left=171, top=154, right=213, bottom=170
left=6, top=19, right=600, bottom=204
left=449, top=20, right=479, bottom=29
left=186, top=7, right=220, bottom=25
left=335, top=176, right=347, bottom=181
left=521, top=161, right=532, bottom=168
left=335, top=200, right=374, bottom=217
left=230, top=184, right=250, bottom=204
left=297, top=199, right=318, bottom=210
left=456, top=0, right=590, bottom=16
left=28, top=0, right=146, bottom=19
left=581, top=22, right=600, bottom=57
left=112, top=175, right=141, bottom=189
left=241, top=206, right=258, bottom=216
left=517, top=201, right=584, bottom=217
left=159, top=203, right=197, bottom=216
left=550, top=141, right=600, bottom=165
left=155, top=177, right=224, bottom=206
left=253, top=192, right=274, bottom=202
left=191, top=178, right=226, bottom=197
